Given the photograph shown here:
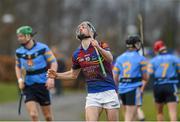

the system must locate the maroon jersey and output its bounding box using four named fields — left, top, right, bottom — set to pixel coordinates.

left=72, top=41, right=116, bottom=93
